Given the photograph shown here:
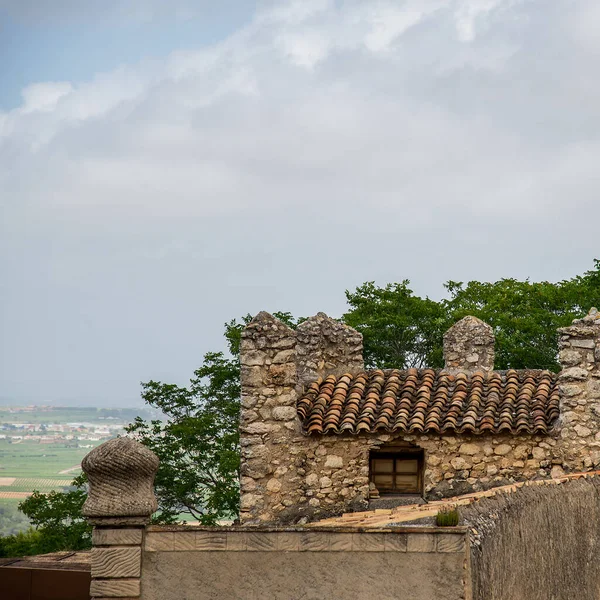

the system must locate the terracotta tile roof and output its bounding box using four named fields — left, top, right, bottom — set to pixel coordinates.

left=297, top=368, right=560, bottom=436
